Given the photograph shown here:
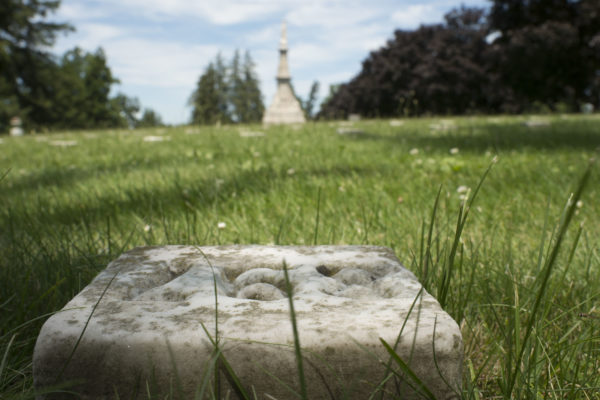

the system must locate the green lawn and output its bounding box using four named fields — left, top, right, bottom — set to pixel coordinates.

left=1, top=114, right=599, bottom=398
